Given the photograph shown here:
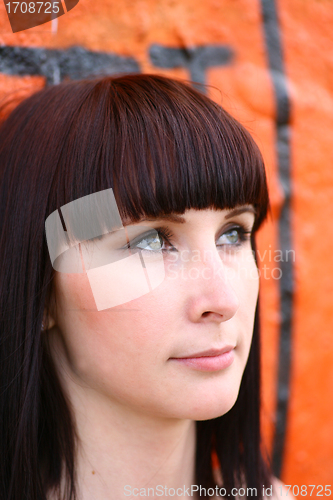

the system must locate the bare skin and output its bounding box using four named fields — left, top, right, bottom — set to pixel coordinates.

left=45, top=207, right=290, bottom=500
